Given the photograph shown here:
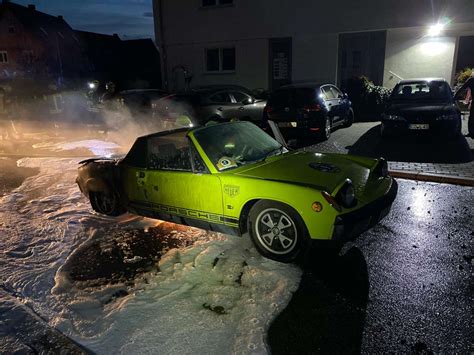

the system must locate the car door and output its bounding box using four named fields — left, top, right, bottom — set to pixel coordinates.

left=206, top=91, right=235, bottom=121
left=144, top=131, right=224, bottom=228
left=329, top=85, right=349, bottom=121
left=321, top=85, right=340, bottom=123
left=229, top=91, right=258, bottom=121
